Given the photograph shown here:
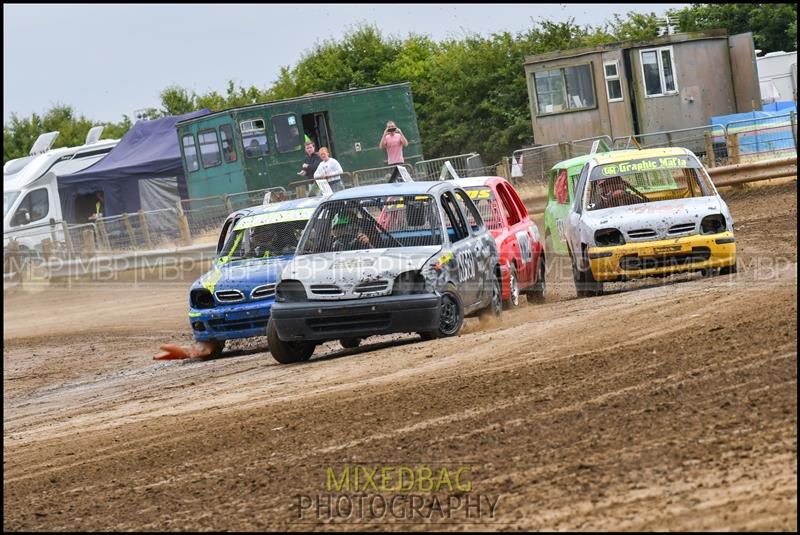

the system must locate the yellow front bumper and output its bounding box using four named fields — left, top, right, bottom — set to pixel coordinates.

left=588, top=231, right=736, bottom=282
